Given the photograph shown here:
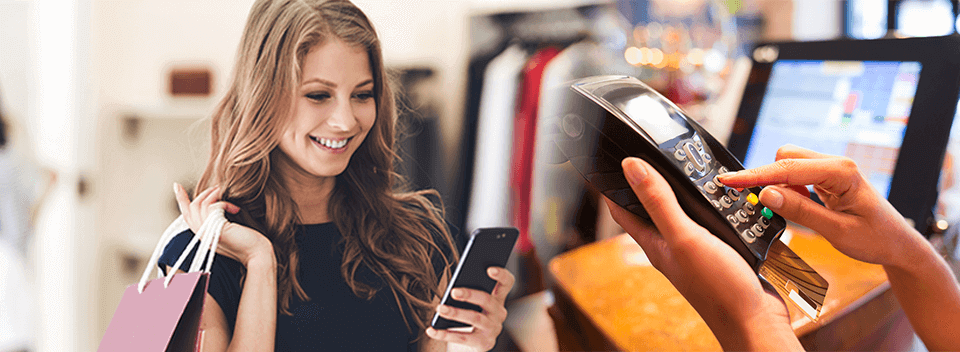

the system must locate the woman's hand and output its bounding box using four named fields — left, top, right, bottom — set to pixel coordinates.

left=719, top=145, right=960, bottom=351
left=173, top=183, right=274, bottom=267
left=608, top=157, right=801, bottom=351
left=717, top=145, right=922, bottom=270
left=425, top=267, right=515, bottom=351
